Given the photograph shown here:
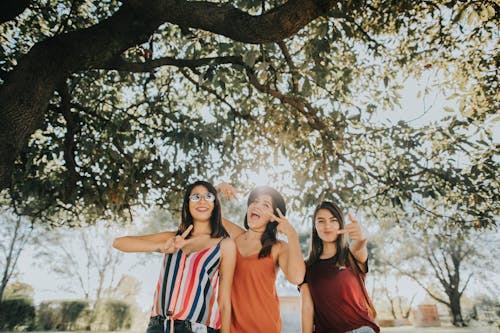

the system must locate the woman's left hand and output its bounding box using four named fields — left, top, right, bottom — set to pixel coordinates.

left=216, top=182, right=241, bottom=201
